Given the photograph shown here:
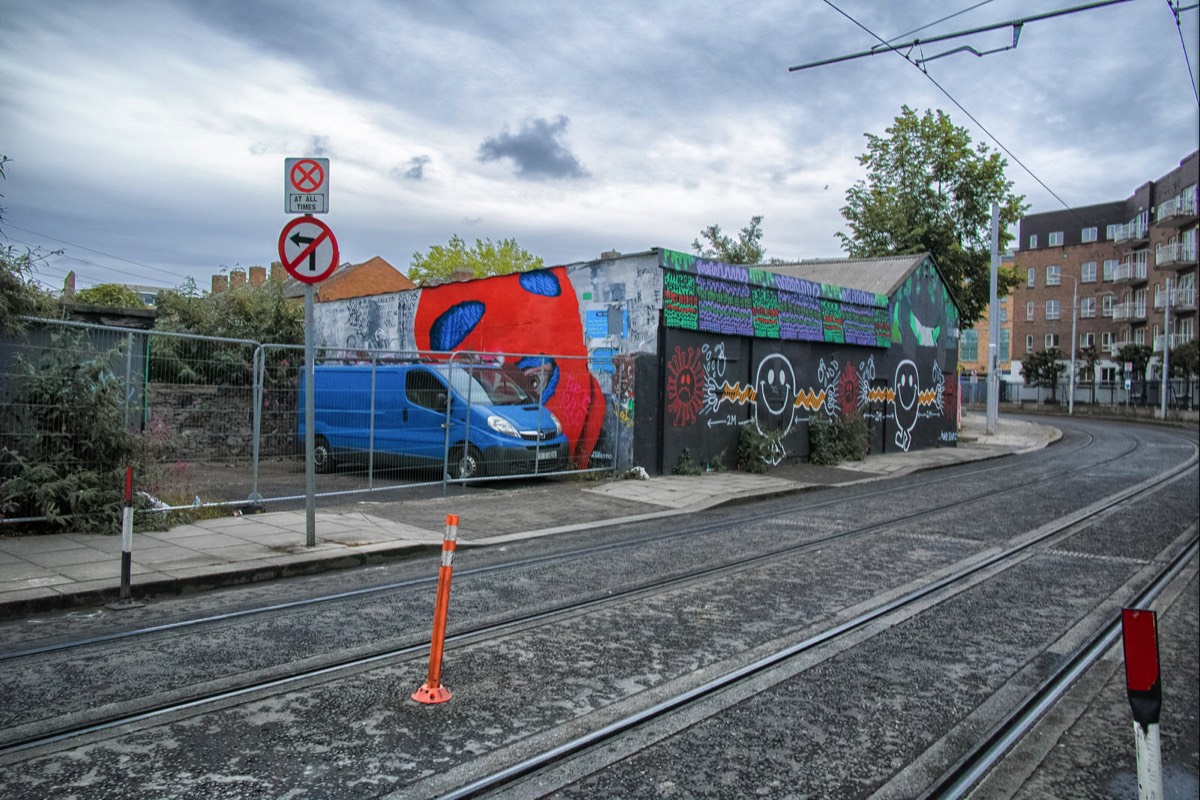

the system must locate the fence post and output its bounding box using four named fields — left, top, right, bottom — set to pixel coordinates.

left=412, top=514, right=460, bottom=705
left=250, top=345, right=265, bottom=505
